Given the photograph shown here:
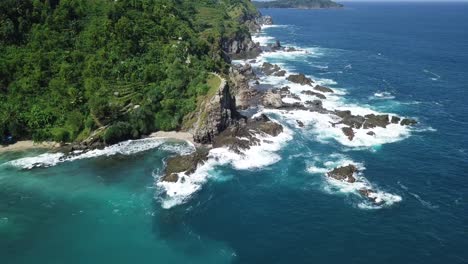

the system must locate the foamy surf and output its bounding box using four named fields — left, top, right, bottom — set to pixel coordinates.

left=157, top=121, right=293, bottom=209
left=308, top=154, right=402, bottom=208
left=6, top=138, right=194, bottom=170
